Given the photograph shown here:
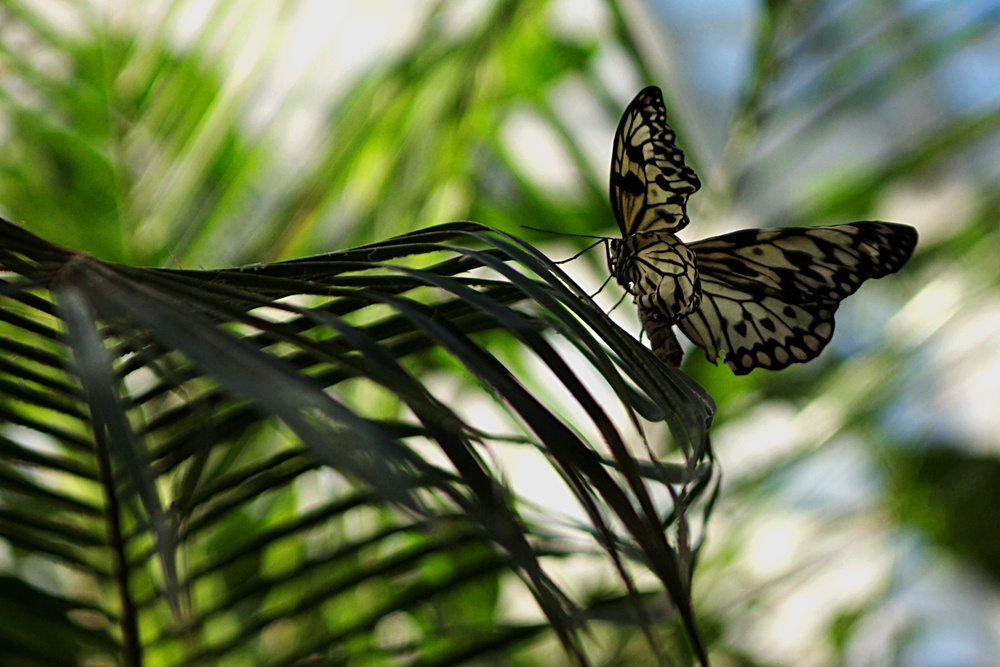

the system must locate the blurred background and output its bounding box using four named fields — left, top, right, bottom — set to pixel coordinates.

left=1, top=0, right=999, bottom=664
